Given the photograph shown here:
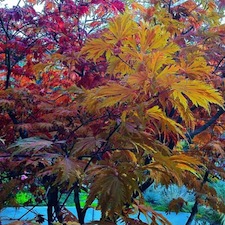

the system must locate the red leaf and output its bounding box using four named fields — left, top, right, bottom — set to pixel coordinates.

left=78, top=5, right=89, bottom=16
left=111, top=0, right=125, bottom=12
